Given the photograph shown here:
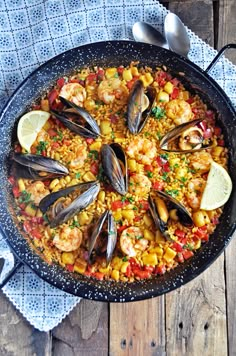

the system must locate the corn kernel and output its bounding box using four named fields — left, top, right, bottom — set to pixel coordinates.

left=84, top=98, right=96, bottom=111
left=25, top=204, right=37, bottom=217
left=175, top=167, right=188, bottom=180
left=111, top=269, right=120, bottom=281
left=131, top=66, right=139, bottom=76
left=122, top=209, right=135, bottom=222
left=163, top=247, right=176, bottom=262
left=128, top=159, right=137, bottom=172
left=18, top=178, right=25, bottom=192
left=54, top=152, right=60, bottom=161
left=212, top=146, right=224, bottom=157
left=169, top=157, right=180, bottom=166
left=114, top=138, right=125, bottom=143
left=105, top=67, right=118, bottom=79
left=98, top=190, right=105, bottom=203
left=99, top=266, right=110, bottom=274
left=149, top=246, right=163, bottom=257
left=164, top=81, right=174, bottom=94
left=74, top=258, right=87, bottom=274
left=143, top=213, right=153, bottom=227
left=62, top=252, right=76, bottom=265
left=49, top=178, right=59, bottom=190
left=144, top=229, right=155, bottom=241
left=157, top=91, right=169, bottom=102
left=90, top=141, right=102, bottom=150
left=142, top=253, right=158, bottom=266
left=78, top=211, right=90, bottom=225
left=100, top=120, right=112, bottom=135
left=120, top=261, right=129, bottom=273
left=65, top=176, right=71, bottom=183
left=83, top=171, right=96, bottom=181
left=123, top=68, right=133, bottom=81
left=113, top=210, right=122, bottom=221
left=112, top=256, right=123, bottom=270
left=194, top=239, right=202, bottom=249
